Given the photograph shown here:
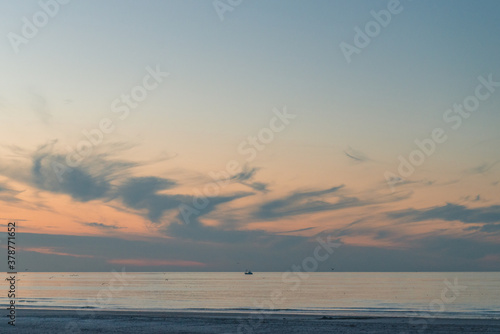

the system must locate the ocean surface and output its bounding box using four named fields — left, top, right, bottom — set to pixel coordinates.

left=2, top=272, right=499, bottom=319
